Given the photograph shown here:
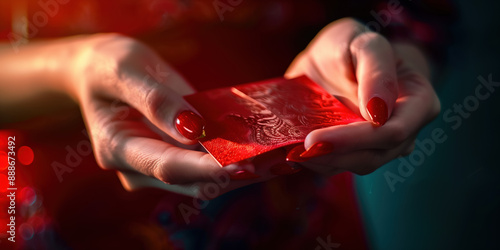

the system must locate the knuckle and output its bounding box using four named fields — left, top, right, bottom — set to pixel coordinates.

left=91, top=120, right=124, bottom=170
left=325, top=17, right=363, bottom=33
left=152, top=155, right=184, bottom=185
left=90, top=136, right=109, bottom=168
left=92, top=141, right=115, bottom=170
left=414, top=82, right=441, bottom=123
left=430, top=93, right=441, bottom=119
left=335, top=17, right=358, bottom=25
left=94, top=153, right=114, bottom=170
left=144, top=86, right=167, bottom=122
left=379, top=74, right=398, bottom=97
left=386, top=122, right=408, bottom=147
left=312, top=18, right=364, bottom=61
left=90, top=33, right=151, bottom=60
left=334, top=42, right=353, bottom=67
left=153, top=163, right=176, bottom=184
left=311, top=17, right=362, bottom=52
left=309, top=39, right=350, bottom=65
left=350, top=31, right=389, bottom=52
